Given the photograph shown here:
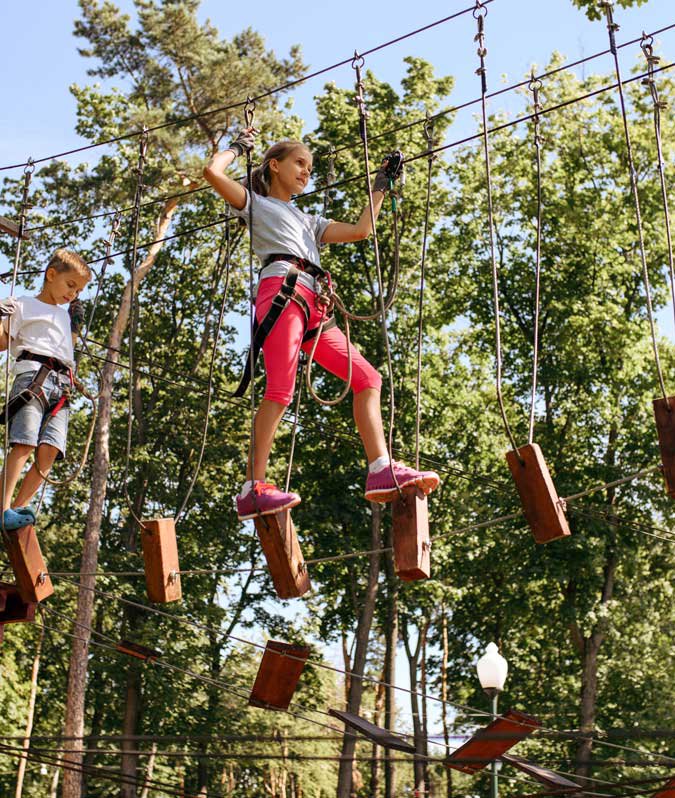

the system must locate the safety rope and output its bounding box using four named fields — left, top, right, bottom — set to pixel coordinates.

left=641, top=33, right=675, bottom=354
left=123, top=128, right=150, bottom=527
left=174, top=210, right=235, bottom=523
left=1, top=159, right=34, bottom=539
left=415, top=116, right=435, bottom=469
left=528, top=74, right=544, bottom=445
left=474, top=1, right=522, bottom=456
left=602, top=2, right=669, bottom=403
